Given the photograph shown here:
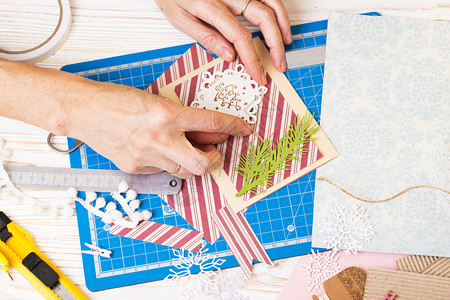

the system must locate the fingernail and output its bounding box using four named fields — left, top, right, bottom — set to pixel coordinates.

left=281, top=59, right=287, bottom=72
left=285, top=31, right=293, bottom=44
left=242, top=125, right=253, bottom=135
left=221, top=48, right=234, bottom=62
left=260, top=73, right=267, bottom=85
left=203, top=144, right=215, bottom=152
